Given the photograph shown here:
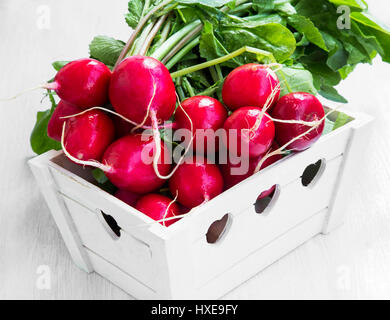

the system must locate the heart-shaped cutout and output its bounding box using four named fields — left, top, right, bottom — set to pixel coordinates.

left=254, top=184, right=280, bottom=215
left=206, top=214, right=231, bottom=244
left=301, top=159, right=326, bottom=187
left=100, top=210, right=121, bottom=239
